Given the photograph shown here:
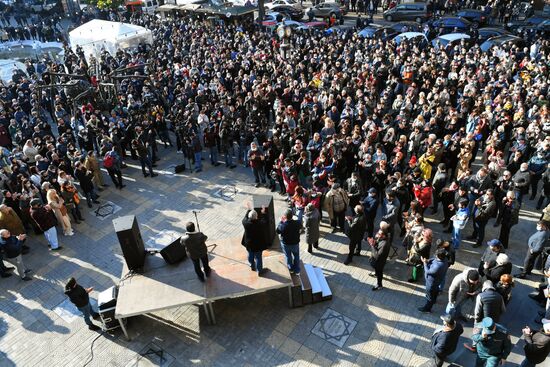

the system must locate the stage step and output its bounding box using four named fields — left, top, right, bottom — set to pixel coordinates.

left=298, top=261, right=313, bottom=305
left=314, top=267, right=332, bottom=301
left=290, top=262, right=331, bottom=307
